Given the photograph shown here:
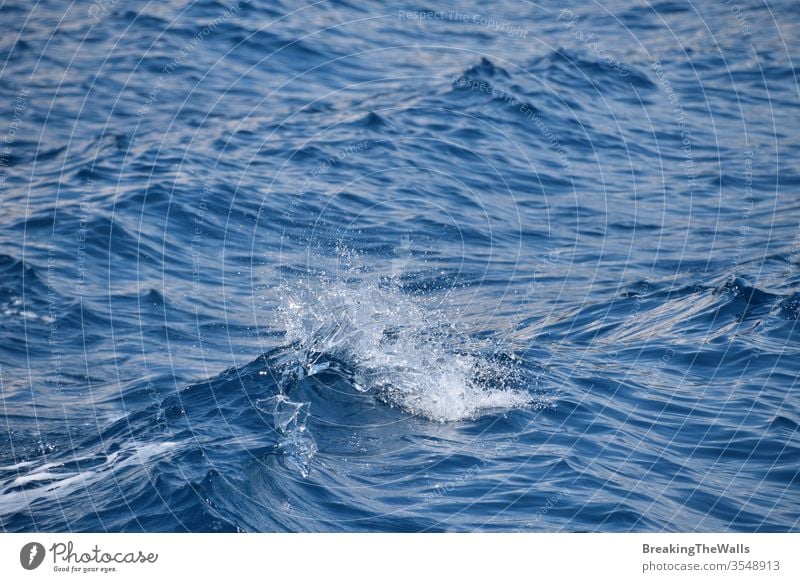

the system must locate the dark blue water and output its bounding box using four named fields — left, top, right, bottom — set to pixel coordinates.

left=1, top=0, right=798, bottom=532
